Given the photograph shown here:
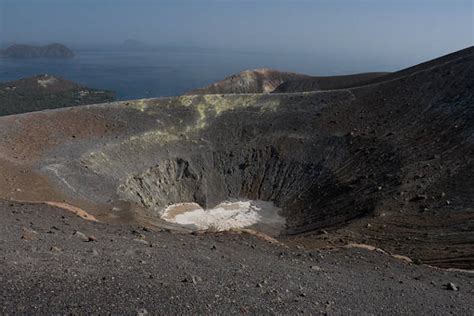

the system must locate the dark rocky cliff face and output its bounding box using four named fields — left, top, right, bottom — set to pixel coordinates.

left=0, top=43, right=74, bottom=58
